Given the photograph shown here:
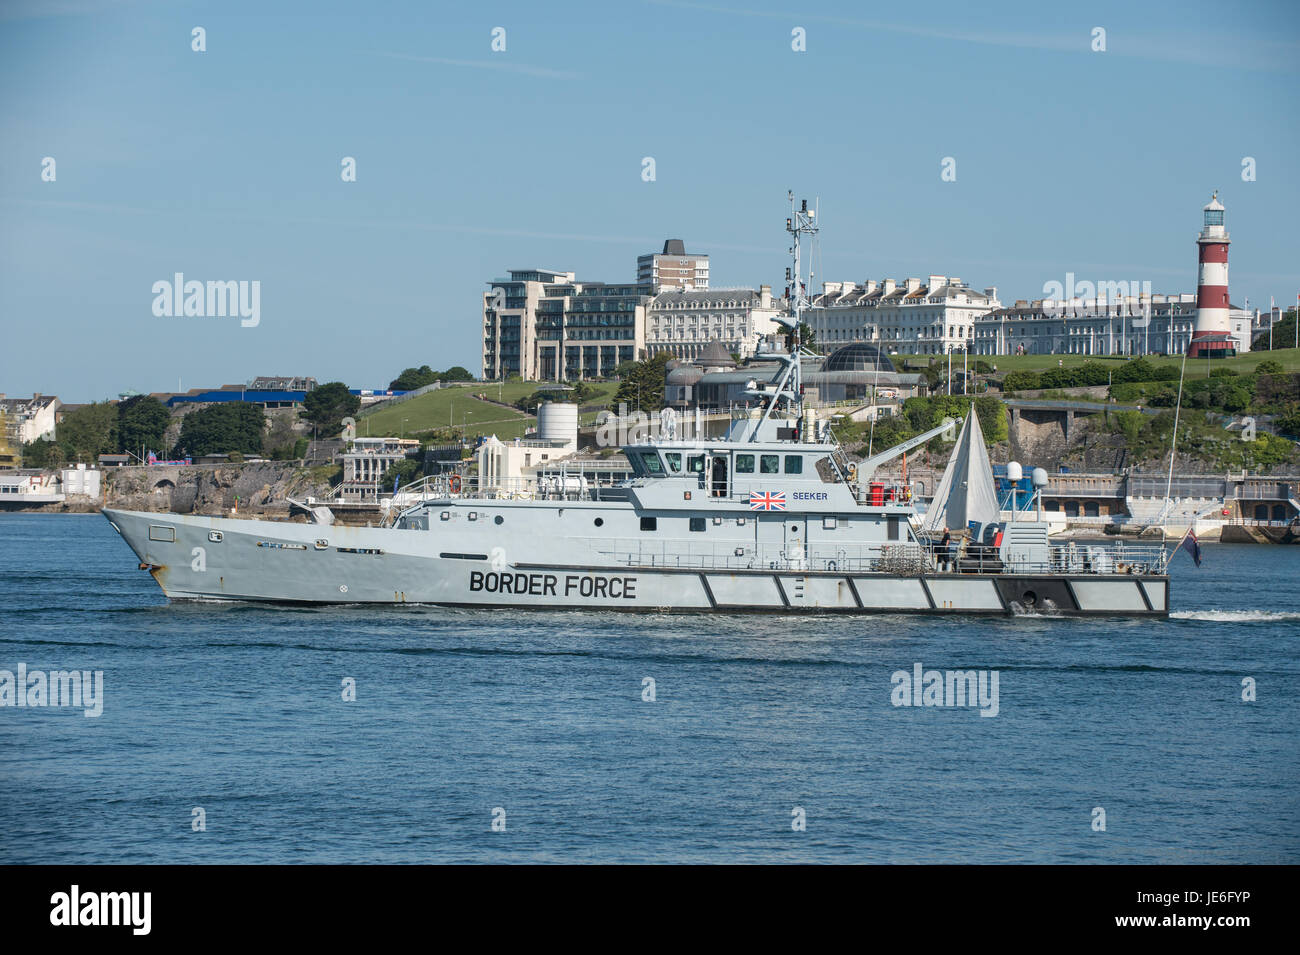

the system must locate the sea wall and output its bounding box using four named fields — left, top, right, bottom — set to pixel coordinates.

left=103, top=463, right=333, bottom=516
